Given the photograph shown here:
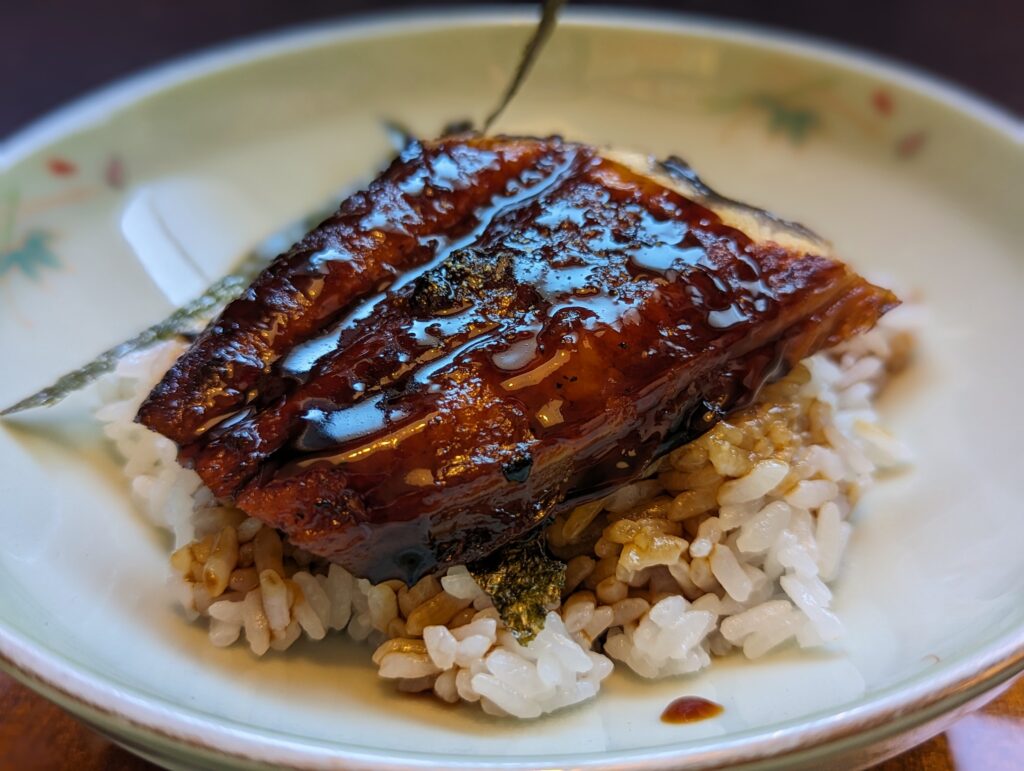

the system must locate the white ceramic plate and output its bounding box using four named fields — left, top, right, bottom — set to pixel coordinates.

left=1, top=9, right=1022, bottom=770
